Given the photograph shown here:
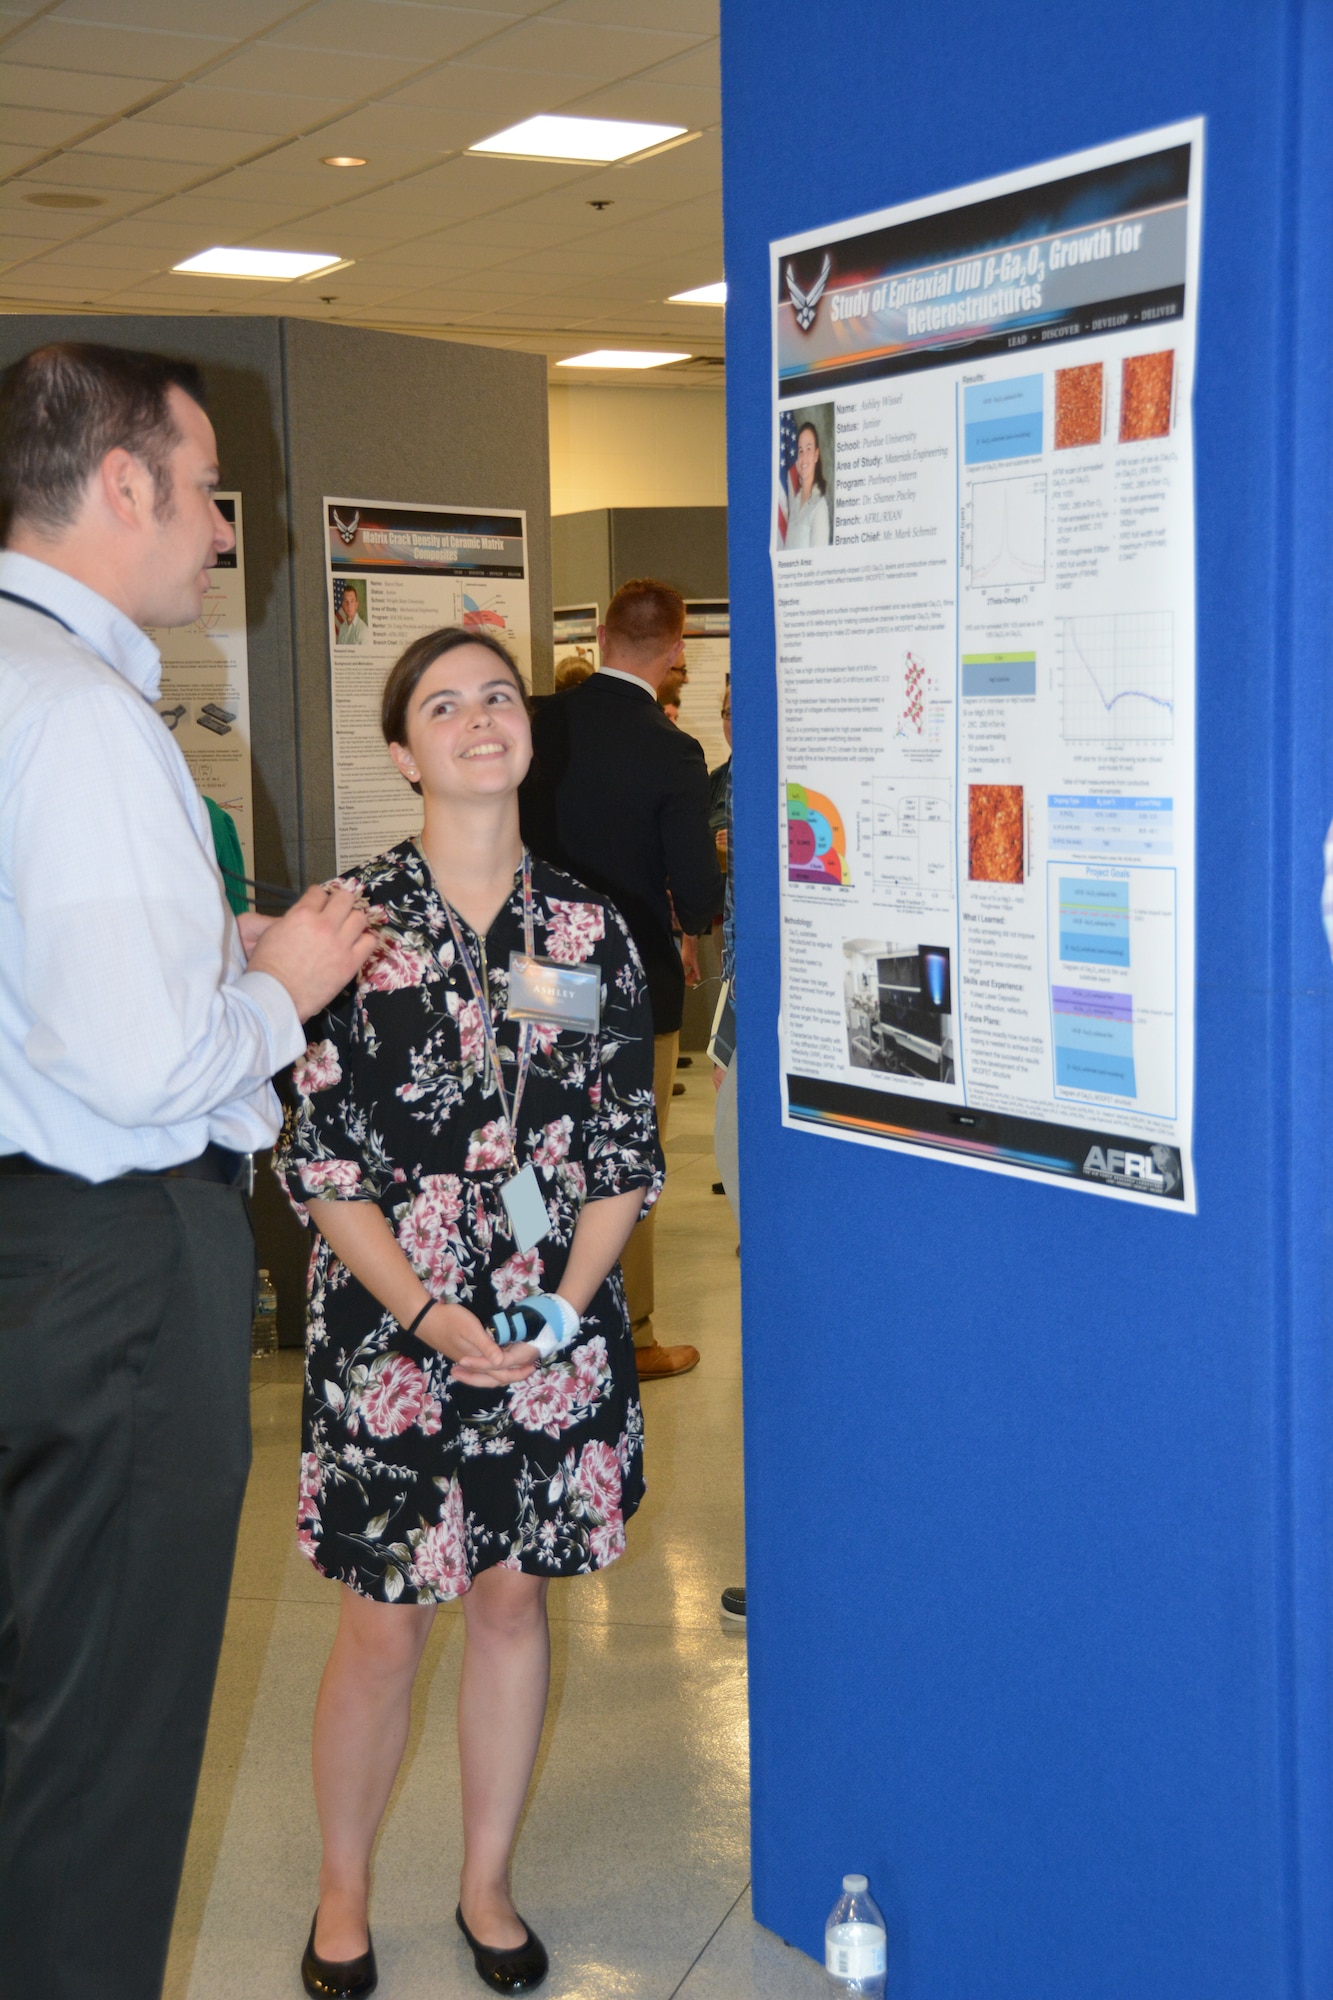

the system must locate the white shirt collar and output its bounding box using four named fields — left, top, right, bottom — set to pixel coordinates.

left=0, top=549, right=163, bottom=700
left=595, top=665, right=657, bottom=697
